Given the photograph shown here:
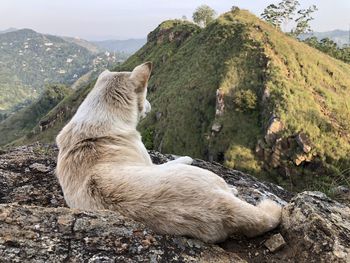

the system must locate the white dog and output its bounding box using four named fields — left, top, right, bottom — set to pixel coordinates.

left=56, top=62, right=281, bottom=243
